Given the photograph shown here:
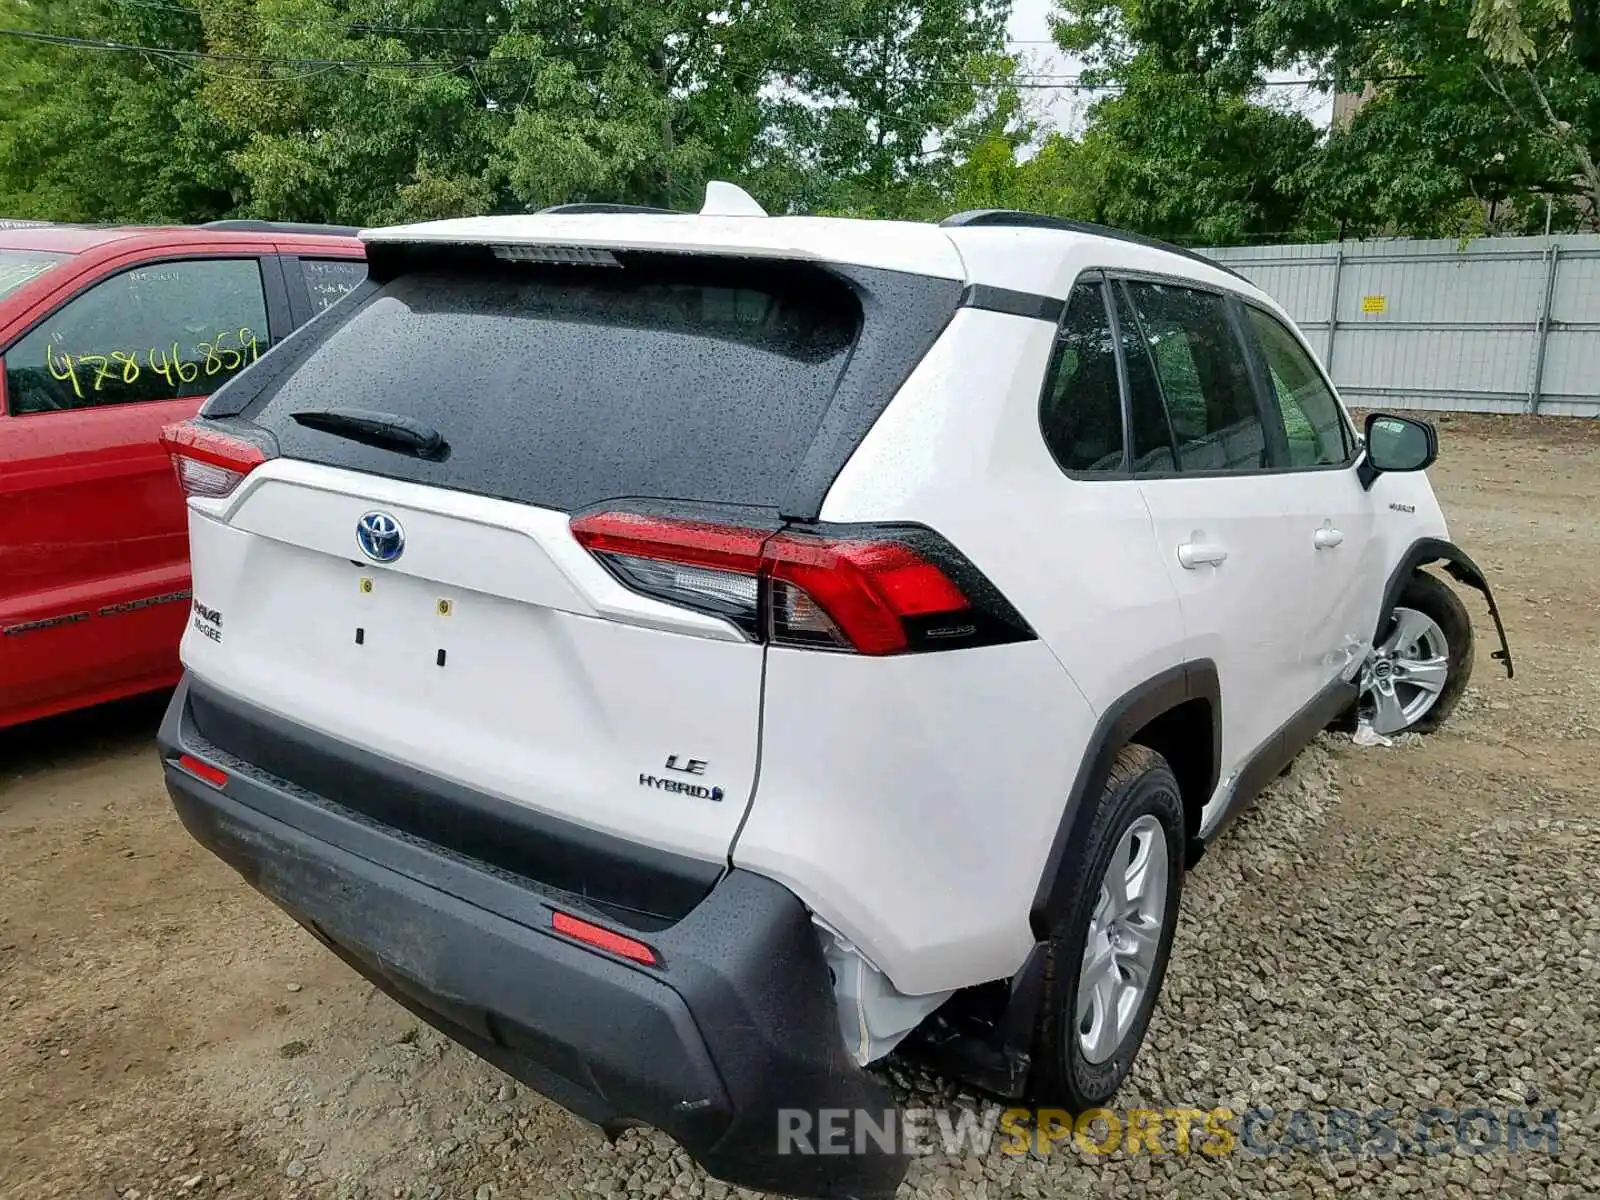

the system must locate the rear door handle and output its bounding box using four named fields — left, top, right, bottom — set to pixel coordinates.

left=1177, top=541, right=1229, bottom=569
left=1314, top=525, right=1345, bottom=549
